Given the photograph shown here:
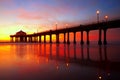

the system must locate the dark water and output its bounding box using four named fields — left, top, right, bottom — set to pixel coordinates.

left=0, top=42, right=120, bottom=80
